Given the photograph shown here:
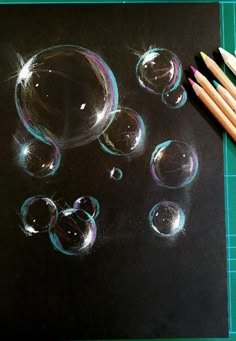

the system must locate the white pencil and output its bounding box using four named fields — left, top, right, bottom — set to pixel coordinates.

left=219, top=47, right=236, bottom=76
